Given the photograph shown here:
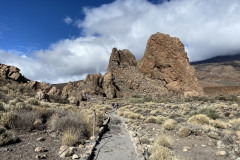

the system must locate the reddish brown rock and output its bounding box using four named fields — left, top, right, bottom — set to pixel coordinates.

left=137, top=32, right=203, bottom=97
left=107, top=48, right=137, bottom=72
left=0, top=63, right=28, bottom=82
